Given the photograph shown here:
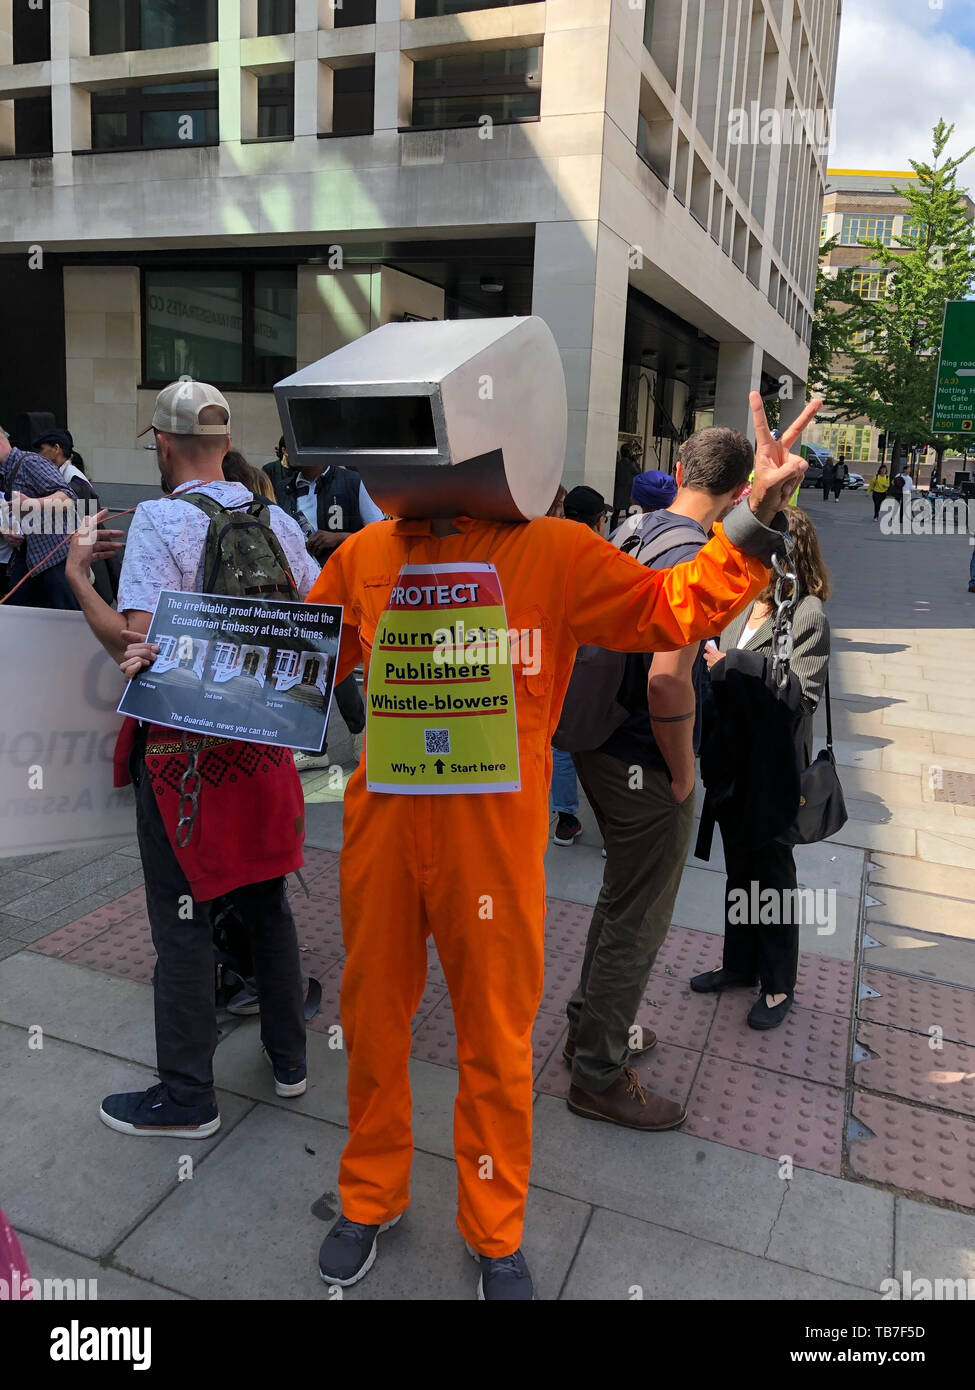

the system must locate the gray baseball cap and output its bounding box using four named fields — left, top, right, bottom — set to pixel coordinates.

left=138, top=380, right=231, bottom=437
